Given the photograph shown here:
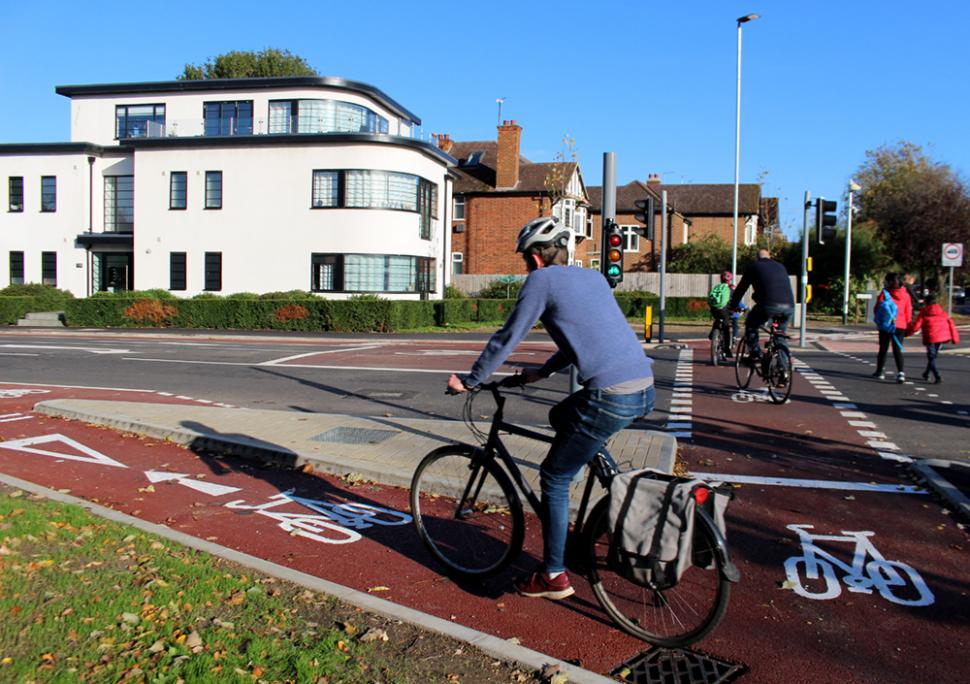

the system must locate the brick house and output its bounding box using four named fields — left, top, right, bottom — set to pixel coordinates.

left=588, top=174, right=778, bottom=271
left=435, top=121, right=589, bottom=275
